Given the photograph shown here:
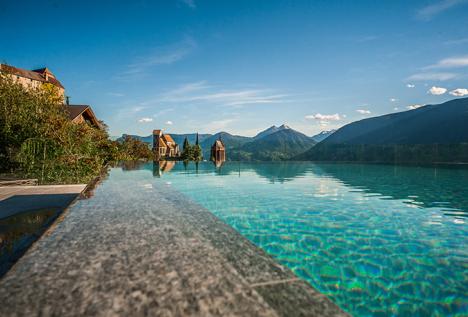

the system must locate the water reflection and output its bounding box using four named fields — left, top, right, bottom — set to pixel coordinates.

left=148, top=161, right=468, bottom=215
left=0, top=208, right=61, bottom=277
